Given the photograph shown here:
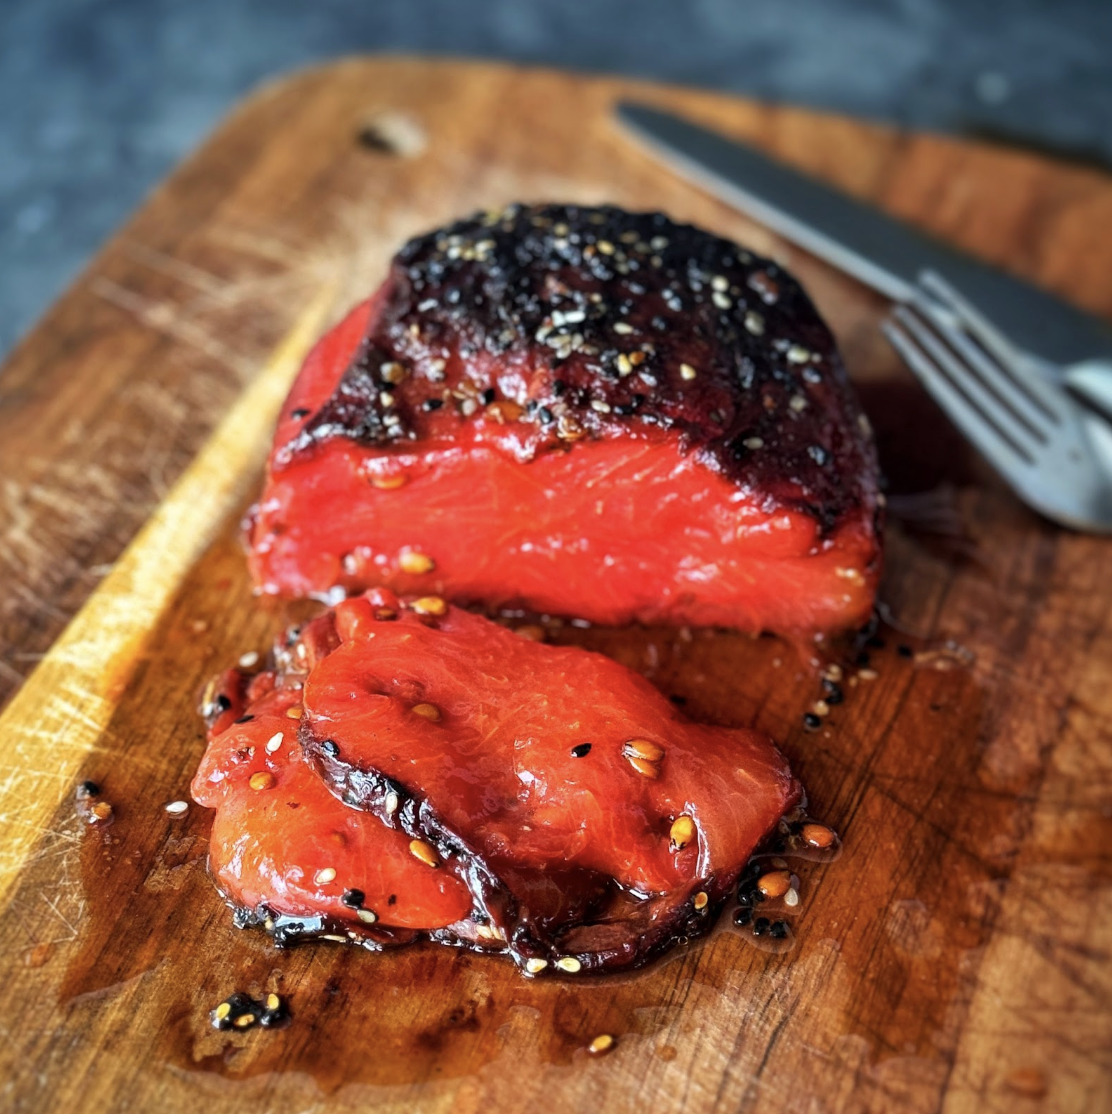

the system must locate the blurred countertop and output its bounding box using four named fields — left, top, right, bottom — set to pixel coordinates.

left=2, top=0, right=1110, bottom=358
